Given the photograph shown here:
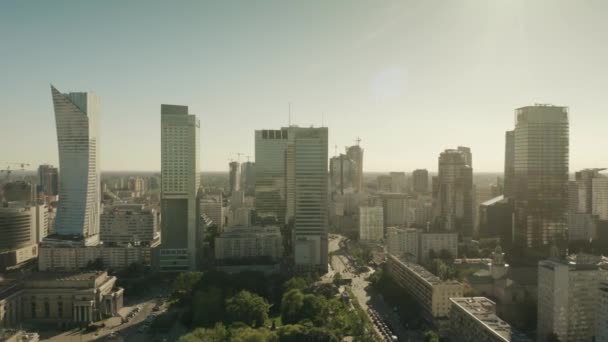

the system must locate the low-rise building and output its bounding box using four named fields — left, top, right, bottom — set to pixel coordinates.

left=386, top=254, right=463, bottom=321
left=386, top=227, right=419, bottom=262
left=449, top=297, right=519, bottom=342
left=0, top=271, right=123, bottom=328
left=214, top=225, right=282, bottom=262
left=386, top=228, right=458, bottom=264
